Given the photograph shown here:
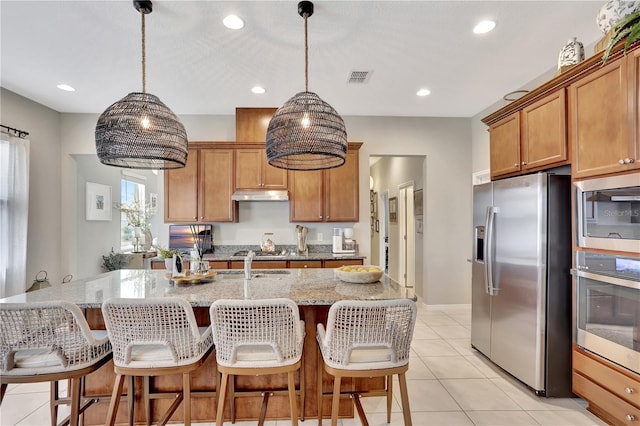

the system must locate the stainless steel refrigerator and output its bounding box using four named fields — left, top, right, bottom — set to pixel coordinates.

left=471, top=172, right=573, bottom=397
